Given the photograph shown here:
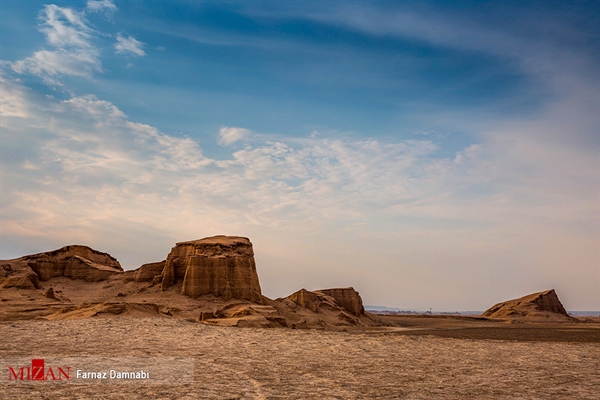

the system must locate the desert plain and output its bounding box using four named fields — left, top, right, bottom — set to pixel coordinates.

left=1, top=316, right=599, bottom=399
left=1, top=236, right=598, bottom=399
